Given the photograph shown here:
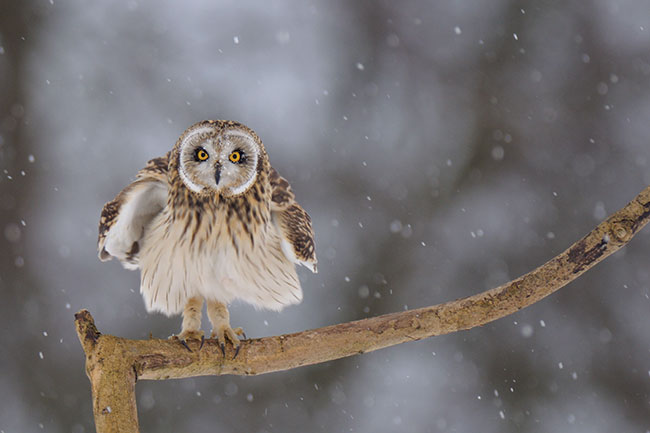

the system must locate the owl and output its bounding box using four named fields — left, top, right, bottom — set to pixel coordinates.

left=97, top=120, right=317, bottom=355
